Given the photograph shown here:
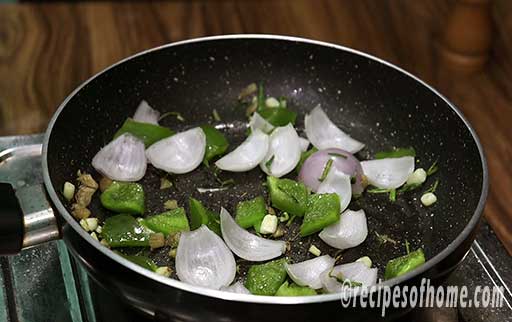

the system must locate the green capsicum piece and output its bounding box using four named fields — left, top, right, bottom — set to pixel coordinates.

left=295, top=147, right=318, bottom=173
left=300, top=193, right=340, bottom=237
left=235, top=196, right=267, bottom=230
left=267, top=176, right=309, bottom=217
left=189, top=197, right=208, bottom=229
left=253, top=220, right=263, bottom=234
left=100, top=181, right=145, bottom=215
left=245, top=258, right=287, bottom=296
left=258, top=107, right=297, bottom=127
left=114, top=118, right=174, bottom=147
left=141, top=208, right=190, bottom=236
left=101, top=214, right=153, bottom=247
left=384, top=248, right=426, bottom=280
left=188, top=197, right=221, bottom=235
left=200, top=125, right=229, bottom=165
left=119, top=253, right=158, bottom=272
left=205, top=210, right=221, bottom=235
left=275, top=281, right=317, bottom=296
